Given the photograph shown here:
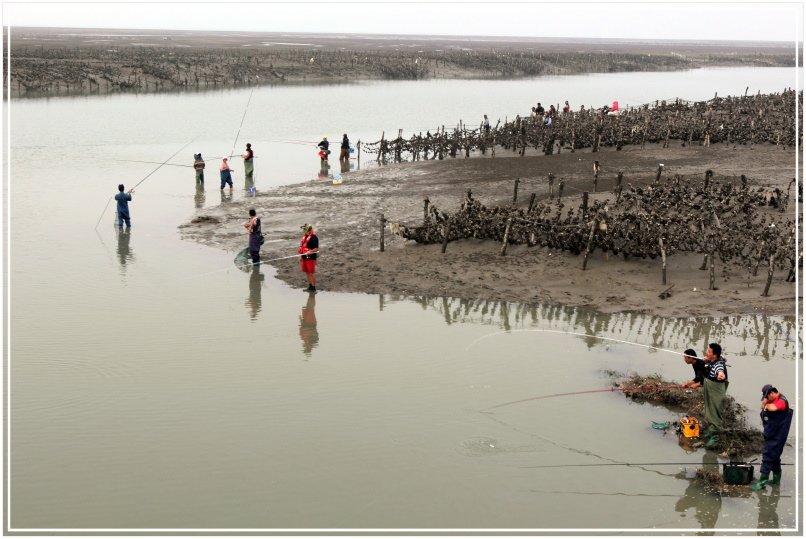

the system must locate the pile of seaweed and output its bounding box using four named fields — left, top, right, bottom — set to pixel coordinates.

left=611, top=372, right=764, bottom=458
